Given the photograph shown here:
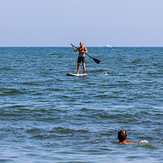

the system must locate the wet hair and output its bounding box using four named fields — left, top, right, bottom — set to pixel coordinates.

left=118, top=130, right=127, bottom=142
